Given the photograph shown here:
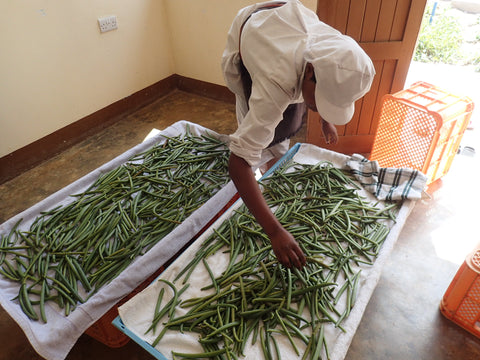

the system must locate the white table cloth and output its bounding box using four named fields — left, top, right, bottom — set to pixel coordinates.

left=118, top=143, right=416, bottom=360
left=0, top=121, right=237, bottom=360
